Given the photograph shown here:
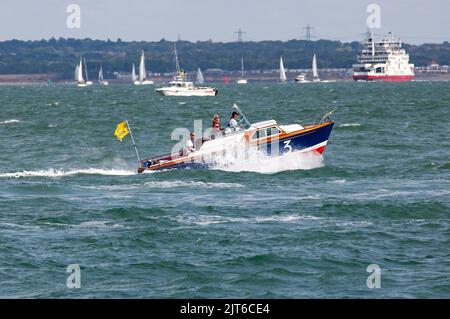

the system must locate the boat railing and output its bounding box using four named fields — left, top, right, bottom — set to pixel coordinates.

left=319, top=109, right=337, bottom=124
